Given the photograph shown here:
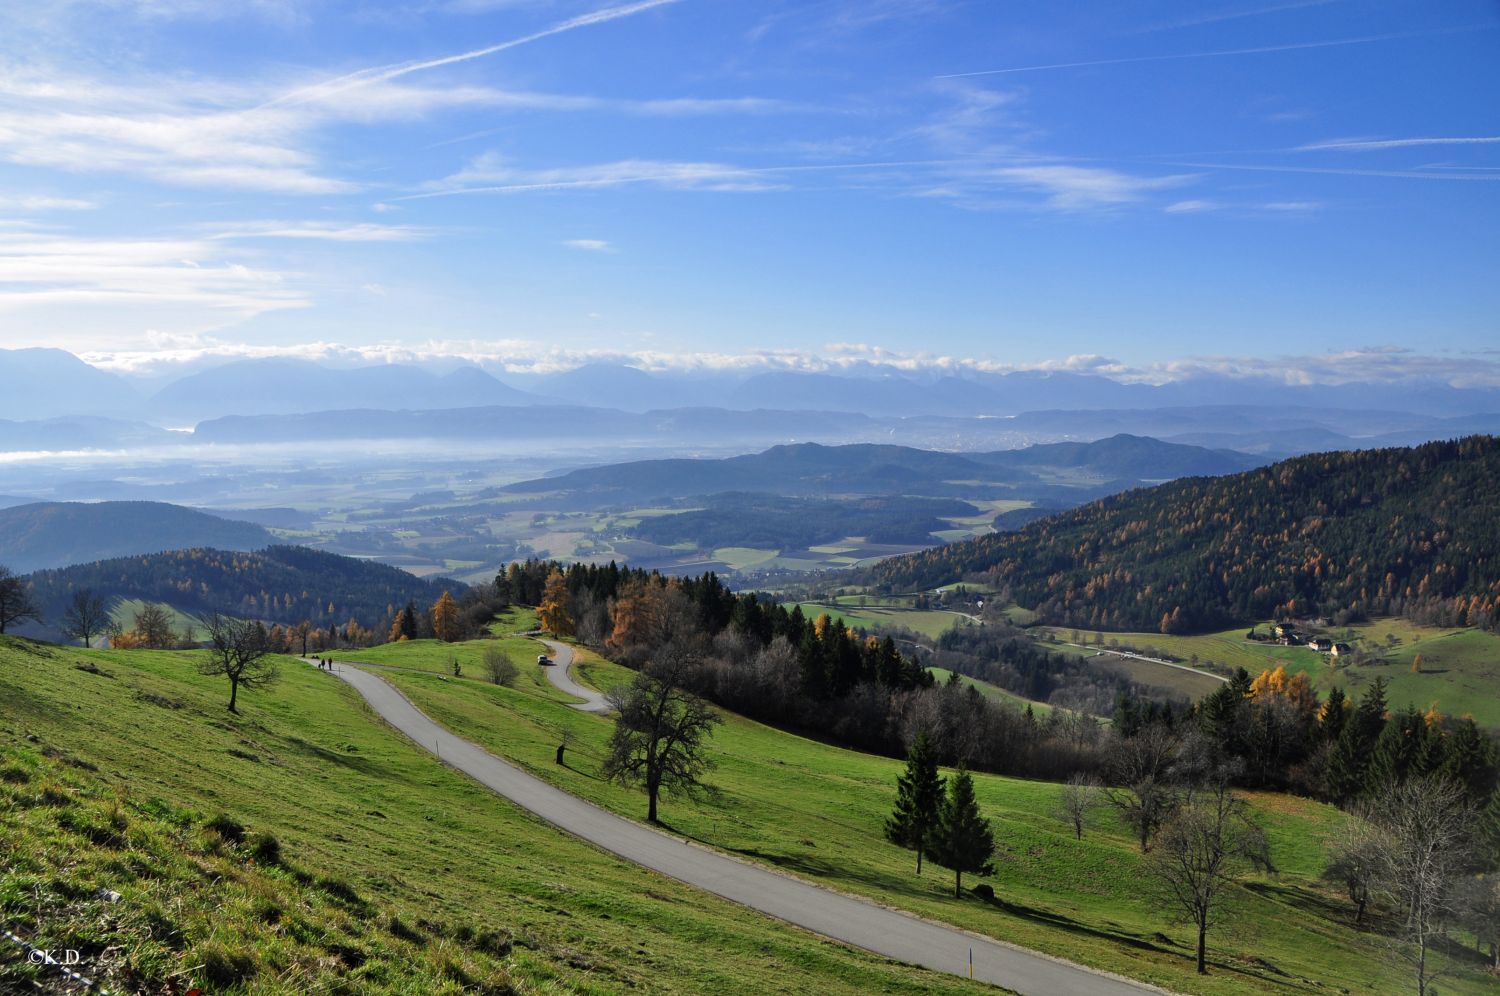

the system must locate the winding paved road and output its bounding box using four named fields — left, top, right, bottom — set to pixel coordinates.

left=538, top=639, right=610, bottom=713
left=314, top=657, right=1162, bottom=995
